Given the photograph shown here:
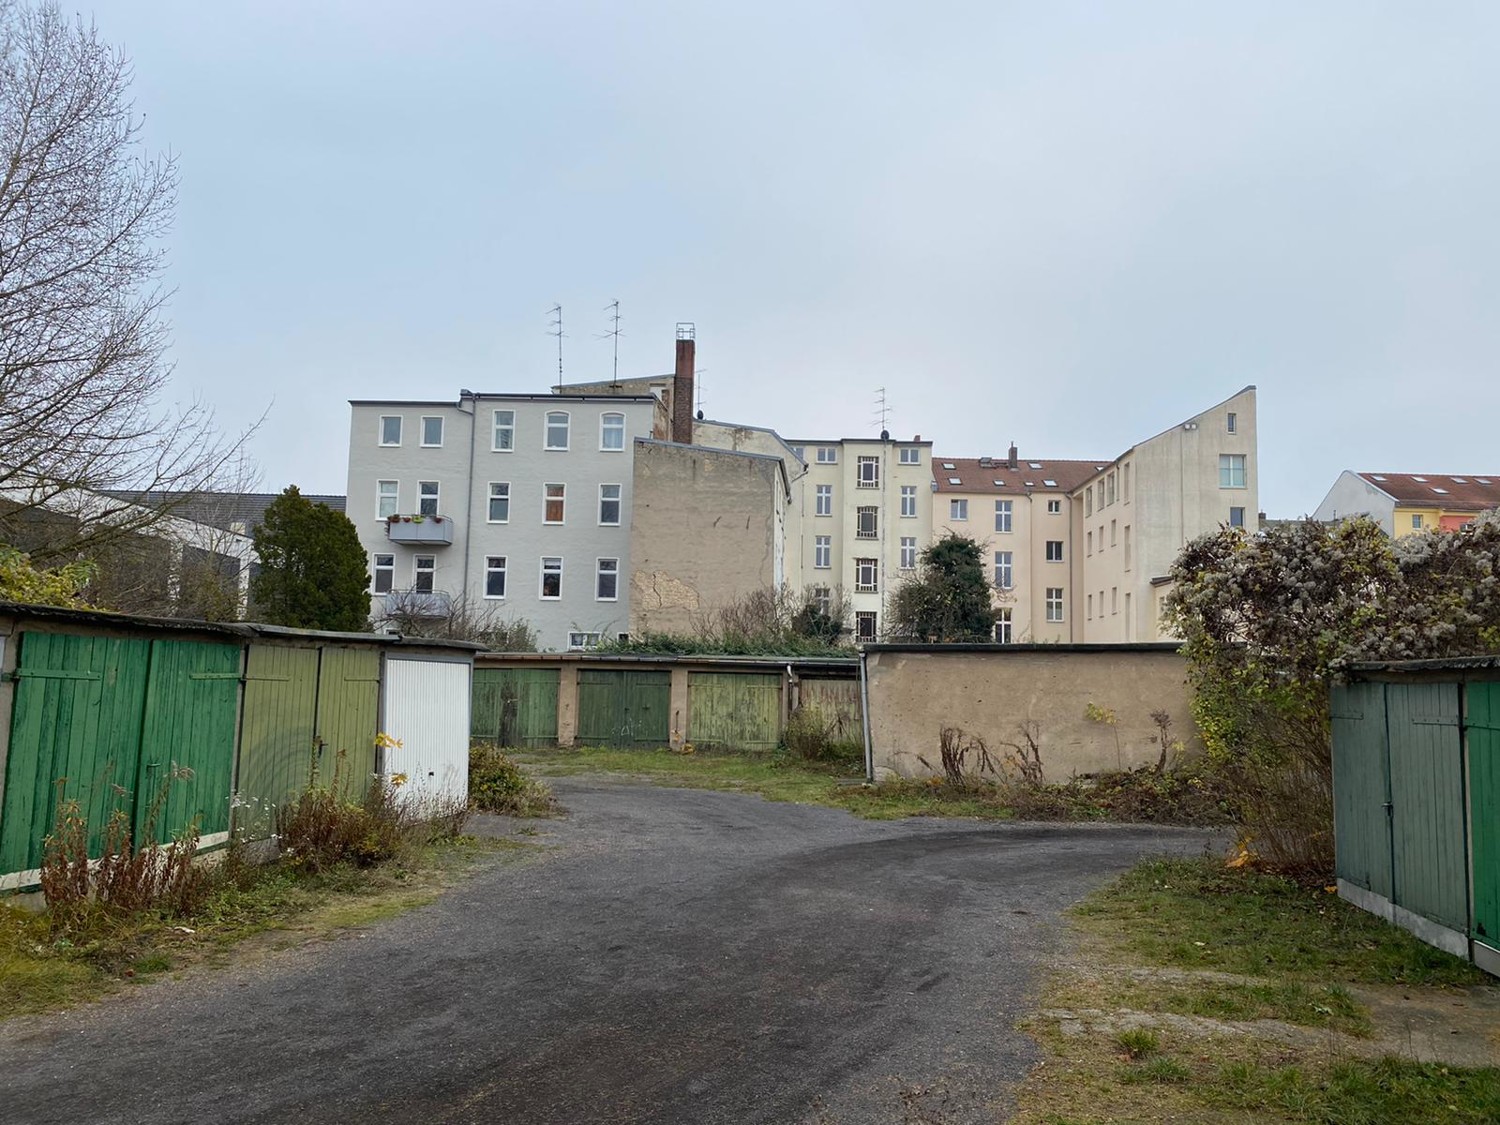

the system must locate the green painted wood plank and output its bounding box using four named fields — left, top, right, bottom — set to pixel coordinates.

left=1387, top=682, right=1468, bottom=933
left=1331, top=681, right=1393, bottom=898
left=238, top=645, right=319, bottom=829
left=317, top=646, right=381, bottom=796
left=1468, top=682, right=1500, bottom=946
left=688, top=672, right=781, bottom=750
